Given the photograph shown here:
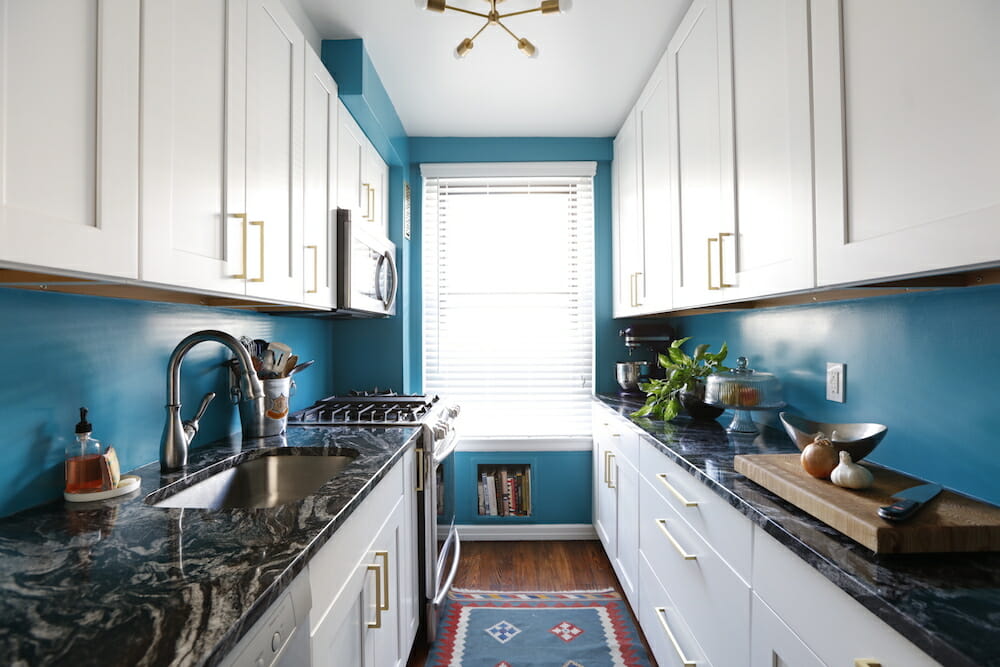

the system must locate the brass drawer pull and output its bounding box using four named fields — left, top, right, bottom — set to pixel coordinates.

left=366, top=563, right=382, bottom=629
left=375, top=551, right=390, bottom=612
left=854, top=661, right=882, bottom=667
left=656, top=519, right=696, bottom=560
left=230, top=213, right=248, bottom=279
left=656, top=473, right=699, bottom=507
left=634, top=271, right=643, bottom=306
left=249, top=220, right=265, bottom=282
left=719, top=231, right=735, bottom=288
left=707, top=236, right=720, bottom=290
left=654, top=607, right=697, bottom=666
left=607, top=453, right=616, bottom=489
left=603, top=450, right=611, bottom=487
